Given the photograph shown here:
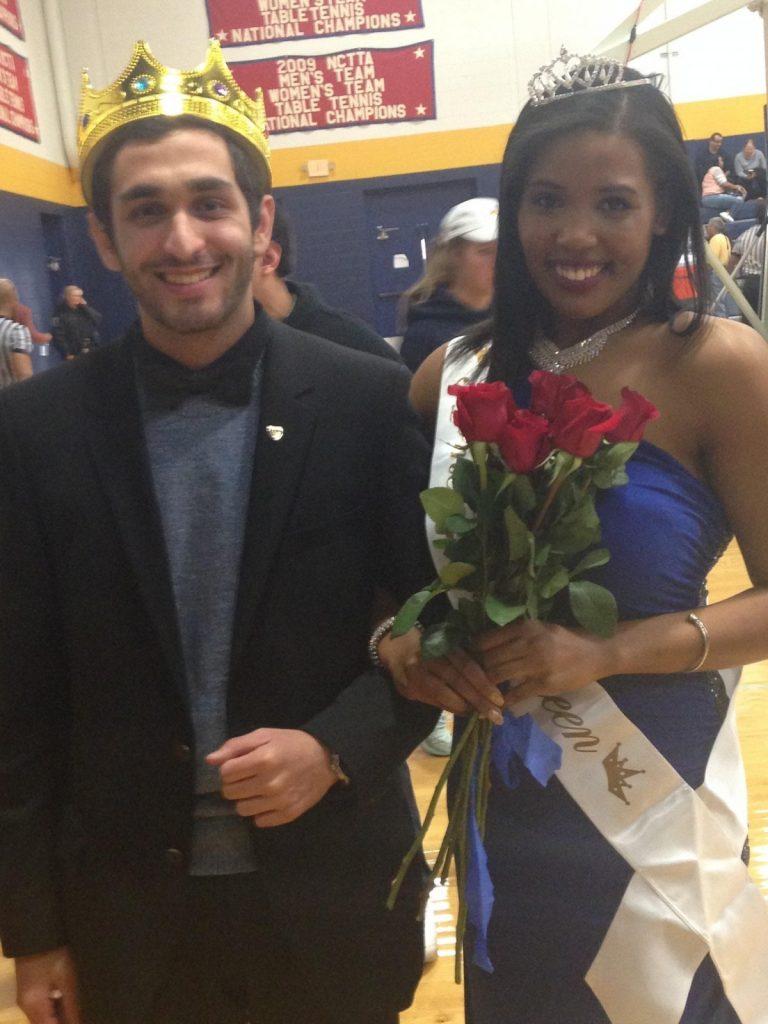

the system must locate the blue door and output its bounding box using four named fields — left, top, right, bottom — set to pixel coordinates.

left=364, top=178, right=477, bottom=338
